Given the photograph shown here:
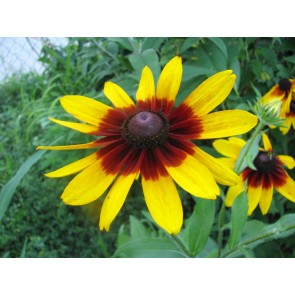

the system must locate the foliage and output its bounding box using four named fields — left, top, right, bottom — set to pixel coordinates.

left=1, top=37, right=295, bottom=257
